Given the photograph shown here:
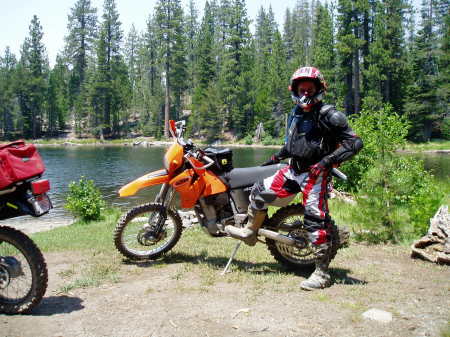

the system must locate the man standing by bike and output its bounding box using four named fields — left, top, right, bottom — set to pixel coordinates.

left=226, top=66, right=363, bottom=290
